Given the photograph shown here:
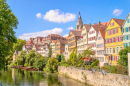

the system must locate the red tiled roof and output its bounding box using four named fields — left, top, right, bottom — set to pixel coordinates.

left=99, top=29, right=106, bottom=38
left=112, top=18, right=125, bottom=26
left=83, top=24, right=91, bottom=32
left=52, top=40, right=57, bottom=44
